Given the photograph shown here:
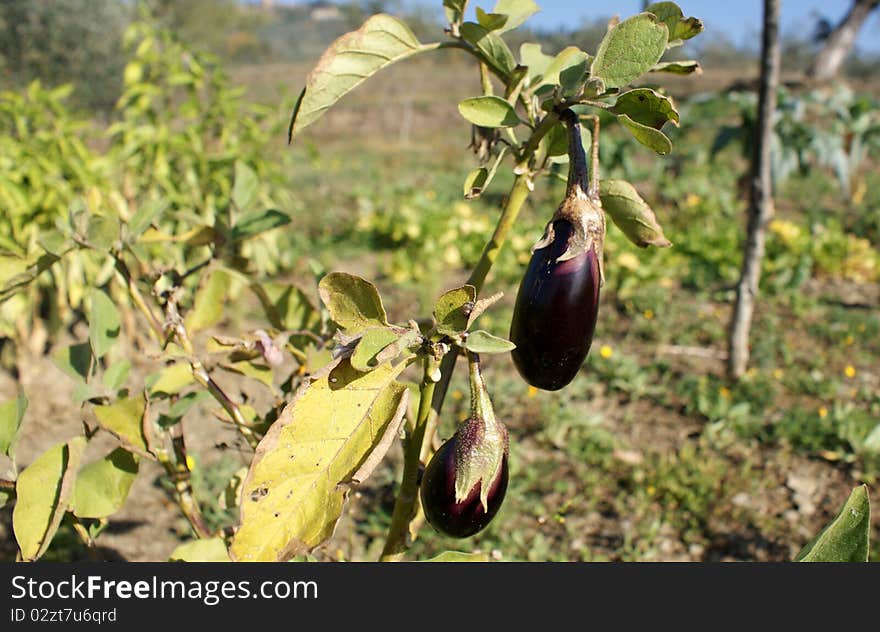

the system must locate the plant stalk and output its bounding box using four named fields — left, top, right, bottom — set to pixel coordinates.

left=380, top=357, right=437, bottom=561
